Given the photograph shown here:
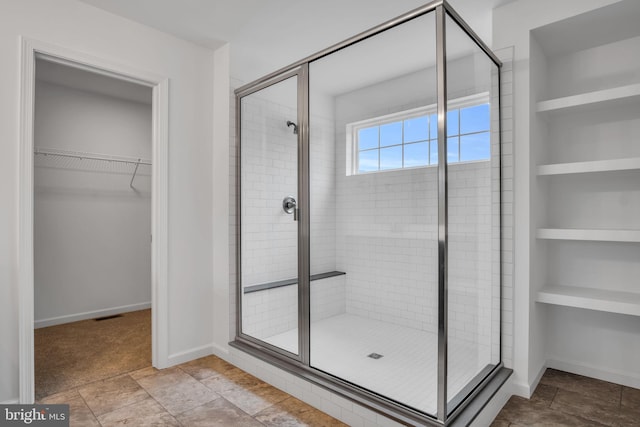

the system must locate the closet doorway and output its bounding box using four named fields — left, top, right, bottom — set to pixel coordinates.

left=18, top=40, right=169, bottom=404
left=33, top=57, right=153, bottom=400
